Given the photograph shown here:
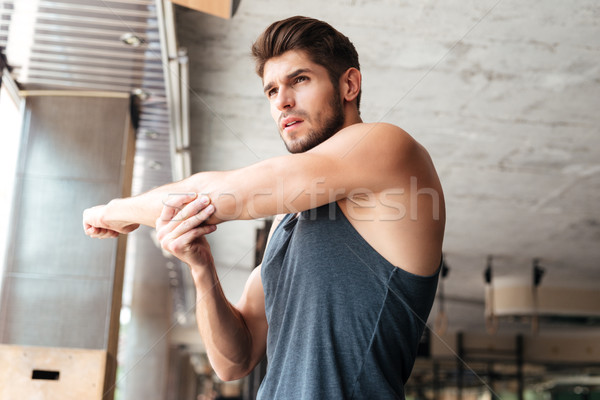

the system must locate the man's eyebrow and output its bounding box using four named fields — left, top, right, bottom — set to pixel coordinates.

left=263, top=81, right=275, bottom=94
left=287, top=68, right=312, bottom=80
left=263, top=68, right=313, bottom=94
